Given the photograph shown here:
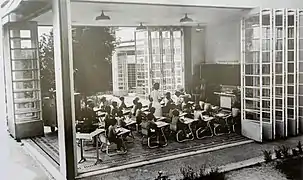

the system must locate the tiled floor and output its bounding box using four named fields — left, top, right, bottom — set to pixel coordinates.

left=31, top=127, right=248, bottom=174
